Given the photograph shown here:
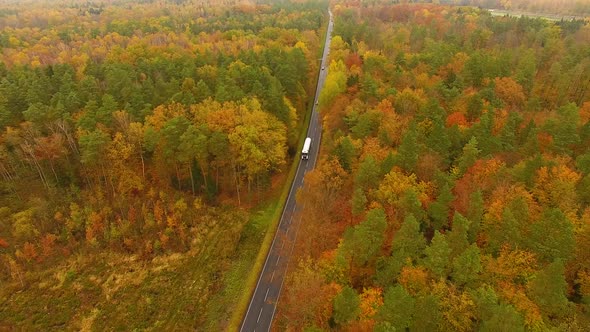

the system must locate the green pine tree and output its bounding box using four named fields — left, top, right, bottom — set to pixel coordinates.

left=391, top=214, right=426, bottom=262
left=423, top=231, right=451, bottom=279
left=448, top=212, right=471, bottom=259
left=378, top=285, right=415, bottom=331
left=333, top=286, right=360, bottom=326
left=394, top=123, right=419, bottom=173
left=428, top=184, right=454, bottom=231
left=527, top=260, right=570, bottom=318
left=355, top=155, right=380, bottom=190
left=451, top=244, right=482, bottom=287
